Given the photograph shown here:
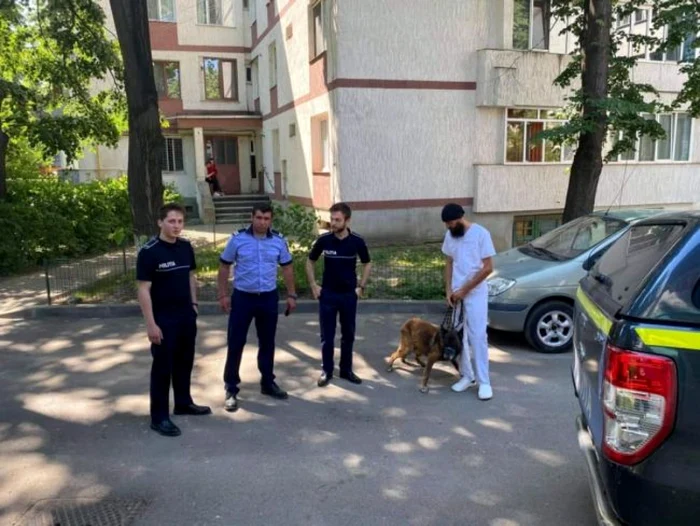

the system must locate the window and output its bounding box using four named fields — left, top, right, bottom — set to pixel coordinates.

left=203, top=58, right=238, bottom=100
left=634, top=9, right=647, bottom=24
left=311, top=1, right=326, bottom=57
left=153, top=62, right=181, bottom=99
left=645, top=235, right=700, bottom=324
left=592, top=223, right=687, bottom=308
left=614, top=113, right=692, bottom=162
left=320, top=118, right=329, bottom=171
left=505, top=108, right=574, bottom=163
left=243, top=0, right=249, bottom=9
left=269, top=42, right=277, bottom=87
left=246, top=65, right=252, bottom=83
left=513, top=0, right=549, bottom=50
left=289, top=122, right=296, bottom=137
left=198, top=0, right=222, bottom=25
left=524, top=215, right=627, bottom=260
left=513, top=214, right=562, bottom=247
left=148, top=0, right=175, bottom=22
left=162, top=138, right=184, bottom=172
left=622, top=11, right=697, bottom=63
